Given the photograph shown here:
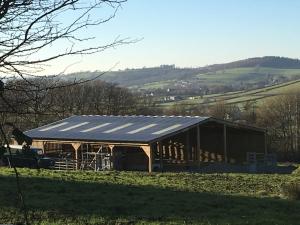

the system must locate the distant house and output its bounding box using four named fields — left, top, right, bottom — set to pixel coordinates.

left=163, top=96, right=183, bottom=102
left=145, top=92, right=154, bottom=97
left=188, top=96, right=197, bottom=100
left=23, top=115, right=267, bottom=172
